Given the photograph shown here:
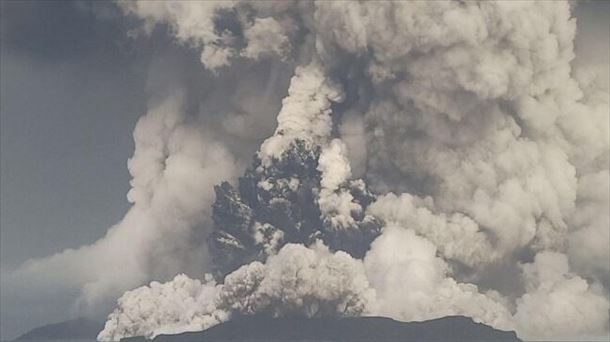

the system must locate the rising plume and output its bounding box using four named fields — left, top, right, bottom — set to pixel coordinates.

left=4, top=1, right=607, bottom=341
